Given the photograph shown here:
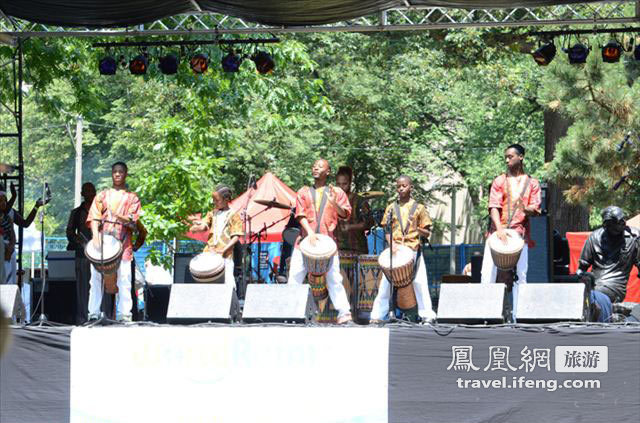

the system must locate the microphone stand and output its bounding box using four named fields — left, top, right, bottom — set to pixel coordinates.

left=36, top=182, right=48, bottom=325
left=248, top=212, right=291, bottom=283
left=241, top=175, right=256, bottom=290
left=386, top=209, right=395, bottom=322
